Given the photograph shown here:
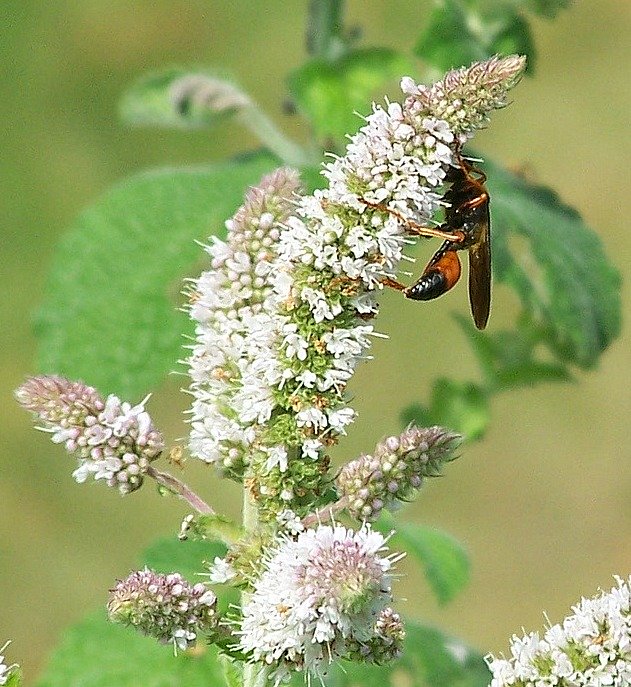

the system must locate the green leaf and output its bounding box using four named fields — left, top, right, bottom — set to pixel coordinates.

left=488, top=157, right=622, bottom=369
left=120, top=67, right=248, bottom=129
left=219, top=655, right=243, bottom=687
left=35, top=612, right=224, bottom=687
left=415, top=0, right=535, bottom=73
left=35, top=153, right=277, bottom=398
left=141, top=536, right=228, bottom=580
left=288, top=48, right=414, bottom=144
left=392, top=521, right=470, bottom=605
left=328, top=619, right=491, bottom=687
left=403, top=379, right=491, bottom=441
left=455, top=314, right=573, bottom=391
left=5, top=670, right=21, bottom=687
left=519, top=0, right=571, bottom=18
